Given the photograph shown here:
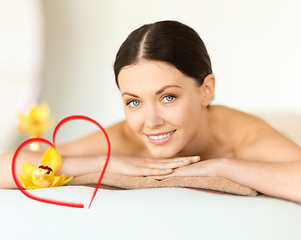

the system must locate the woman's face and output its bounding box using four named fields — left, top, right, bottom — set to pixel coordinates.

left=118, top=60, right=208, bottom=158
